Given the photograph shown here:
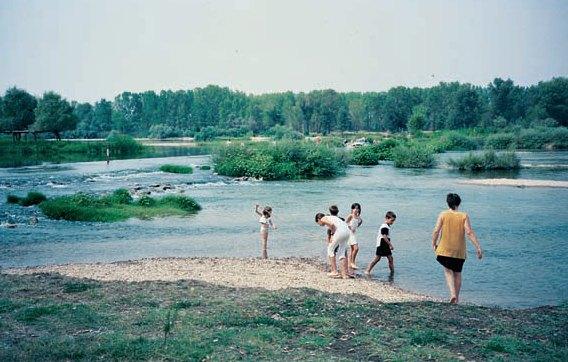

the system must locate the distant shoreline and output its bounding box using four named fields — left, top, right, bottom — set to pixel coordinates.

left=459, top=178, right=568, bottom=188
